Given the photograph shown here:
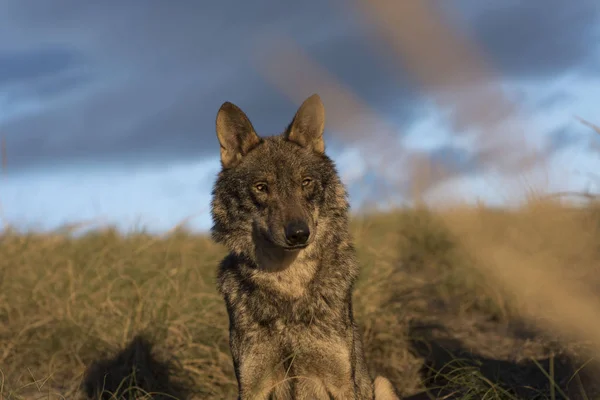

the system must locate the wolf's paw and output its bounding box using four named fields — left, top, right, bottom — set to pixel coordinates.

left=374, top=376, right=400, bottom=400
